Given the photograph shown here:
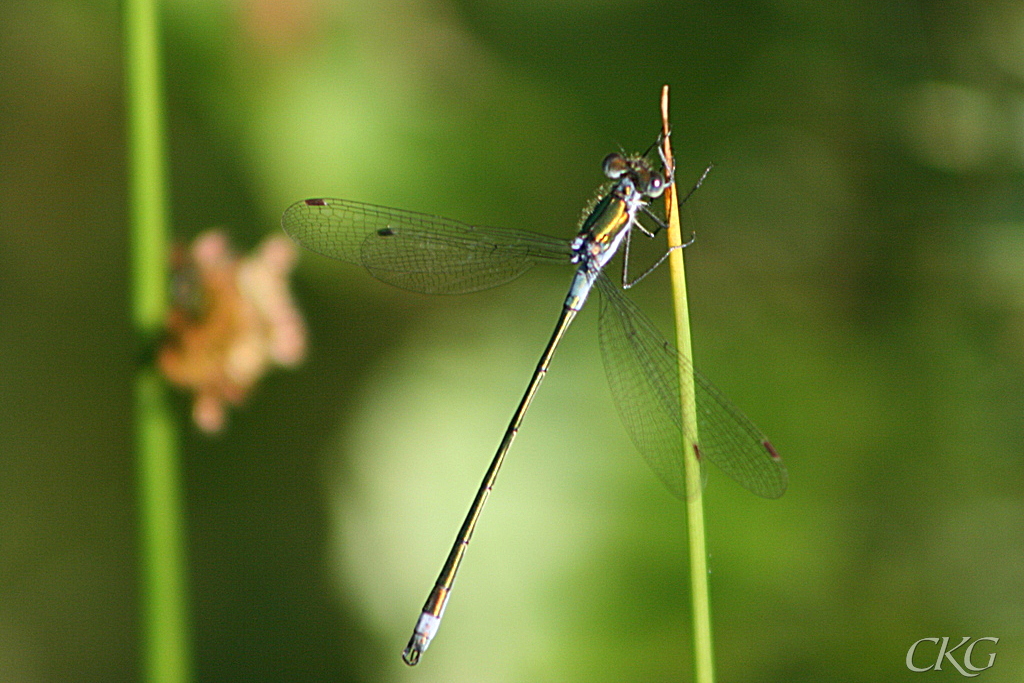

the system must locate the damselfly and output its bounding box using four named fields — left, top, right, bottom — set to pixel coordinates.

left=281, top=143, right=786, bottom=665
